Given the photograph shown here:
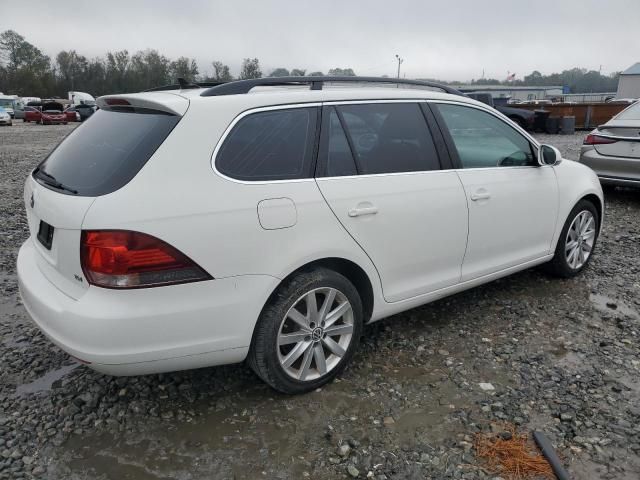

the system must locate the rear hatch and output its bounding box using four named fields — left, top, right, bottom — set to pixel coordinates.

left=25, top=93, right=187, bottom=299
